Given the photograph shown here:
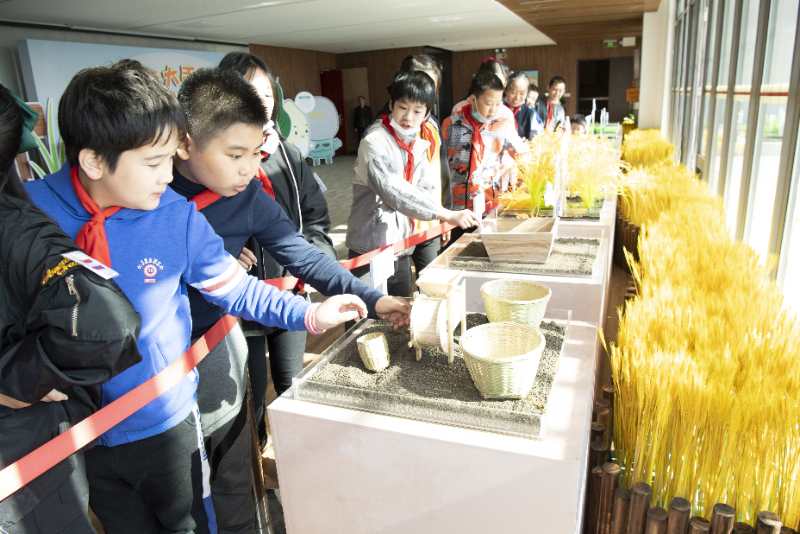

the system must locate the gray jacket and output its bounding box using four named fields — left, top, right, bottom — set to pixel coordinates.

left=346, top=121, right=442, bottom=256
